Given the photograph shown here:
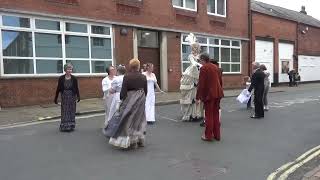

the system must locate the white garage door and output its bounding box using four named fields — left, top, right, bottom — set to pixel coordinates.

left=298, top=55, right=320, bottom=82
left=255, top=40, right=274, bottom=83
left=279, top=43, right=294, bottom=83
